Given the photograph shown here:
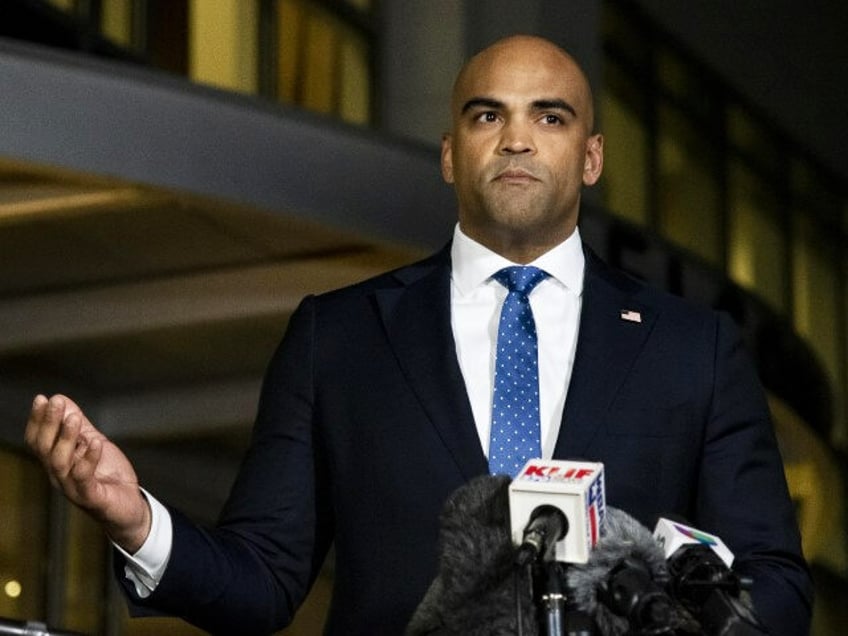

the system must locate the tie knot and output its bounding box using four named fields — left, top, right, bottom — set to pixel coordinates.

left=493, top=266, right=549, bottom=295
